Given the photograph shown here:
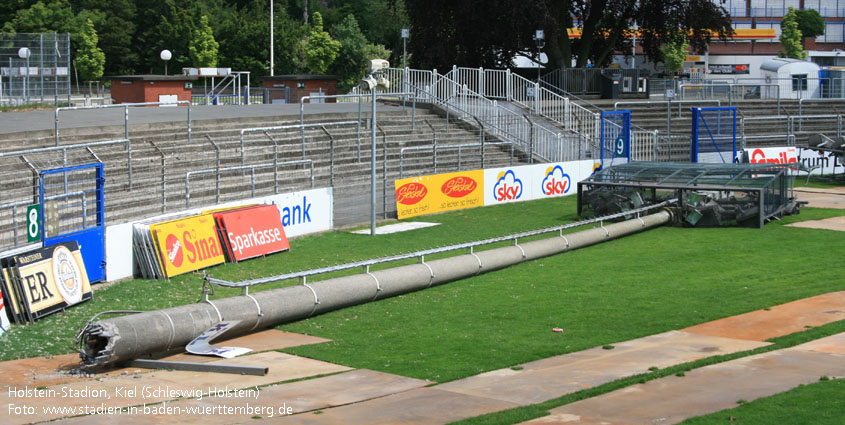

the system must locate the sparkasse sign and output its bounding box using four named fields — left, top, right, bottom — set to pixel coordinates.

left=215, top=205, right=290, bottom=262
